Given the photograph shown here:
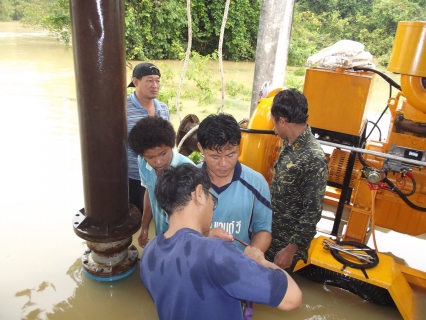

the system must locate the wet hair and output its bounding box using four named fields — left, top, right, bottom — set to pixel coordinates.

left=270, top=88, right=309, bottom=124
left=128, top=116, right=175, bottom=155
left=155, top=163, right=211, bottom=215
left=197, top=113, right=241, bottom=152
